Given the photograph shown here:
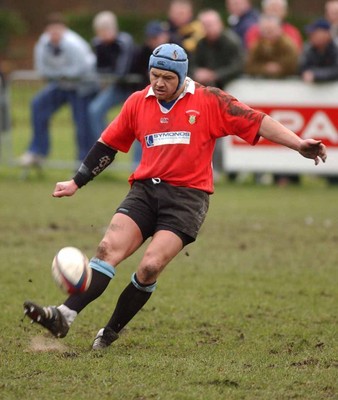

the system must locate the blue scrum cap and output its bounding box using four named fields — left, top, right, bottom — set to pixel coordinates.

left=148, top=43, right=188, bottom=90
